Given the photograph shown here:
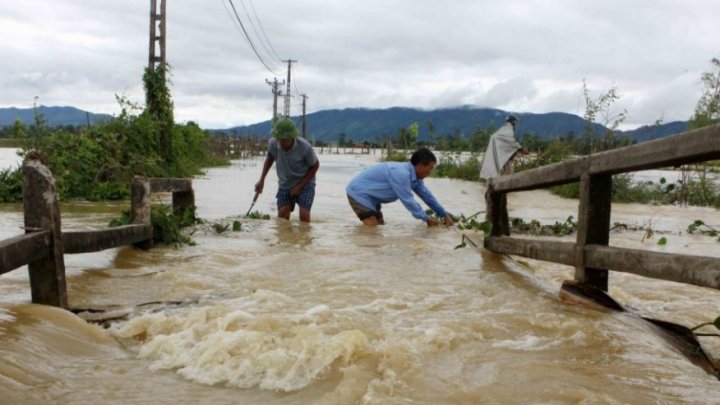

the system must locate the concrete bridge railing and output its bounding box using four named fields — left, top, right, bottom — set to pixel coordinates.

left=0, top=158, right=194, bottom=308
